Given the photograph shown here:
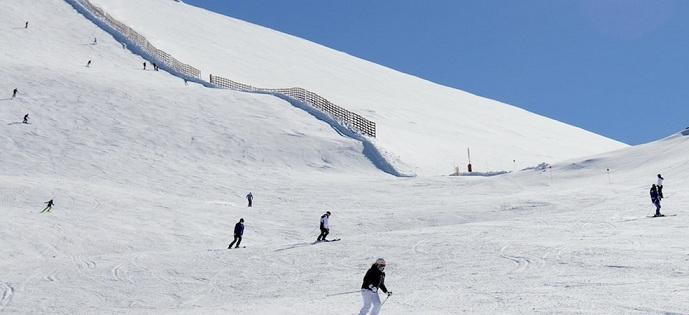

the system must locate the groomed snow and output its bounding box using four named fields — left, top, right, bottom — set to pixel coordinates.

left=88, top=0, right=627, bottom=175
left=2, top=1, right=688, bottom=314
